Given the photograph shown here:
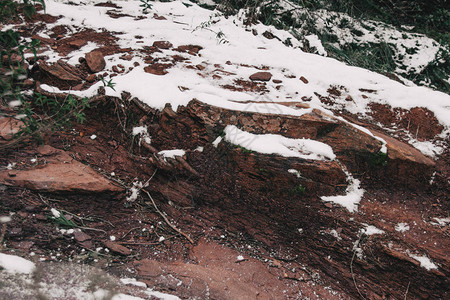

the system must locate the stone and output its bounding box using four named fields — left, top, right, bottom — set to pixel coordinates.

left=104, top=241, right=132, bottom=255
left=273, top=79, right=282, bottom=84
left=144, top=63, right=172, bottom=76
left=0, top=146, right=122, bottom=193
left=74, top=229, right=91, bottom=242
left=86, top=74, right=96, bottom=83
left=85, top=50, right=106, bottom=73
left=300, top=76, right=309, bottom=84
left=249, top=71, right=272, bottom=81
left=0, top=117, right=24, bottom=140
left=152, top=41, right=173, bottom=50
left=38, top=60, right=83, bottom=86
left=68, top=39, right=87, bottom=49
